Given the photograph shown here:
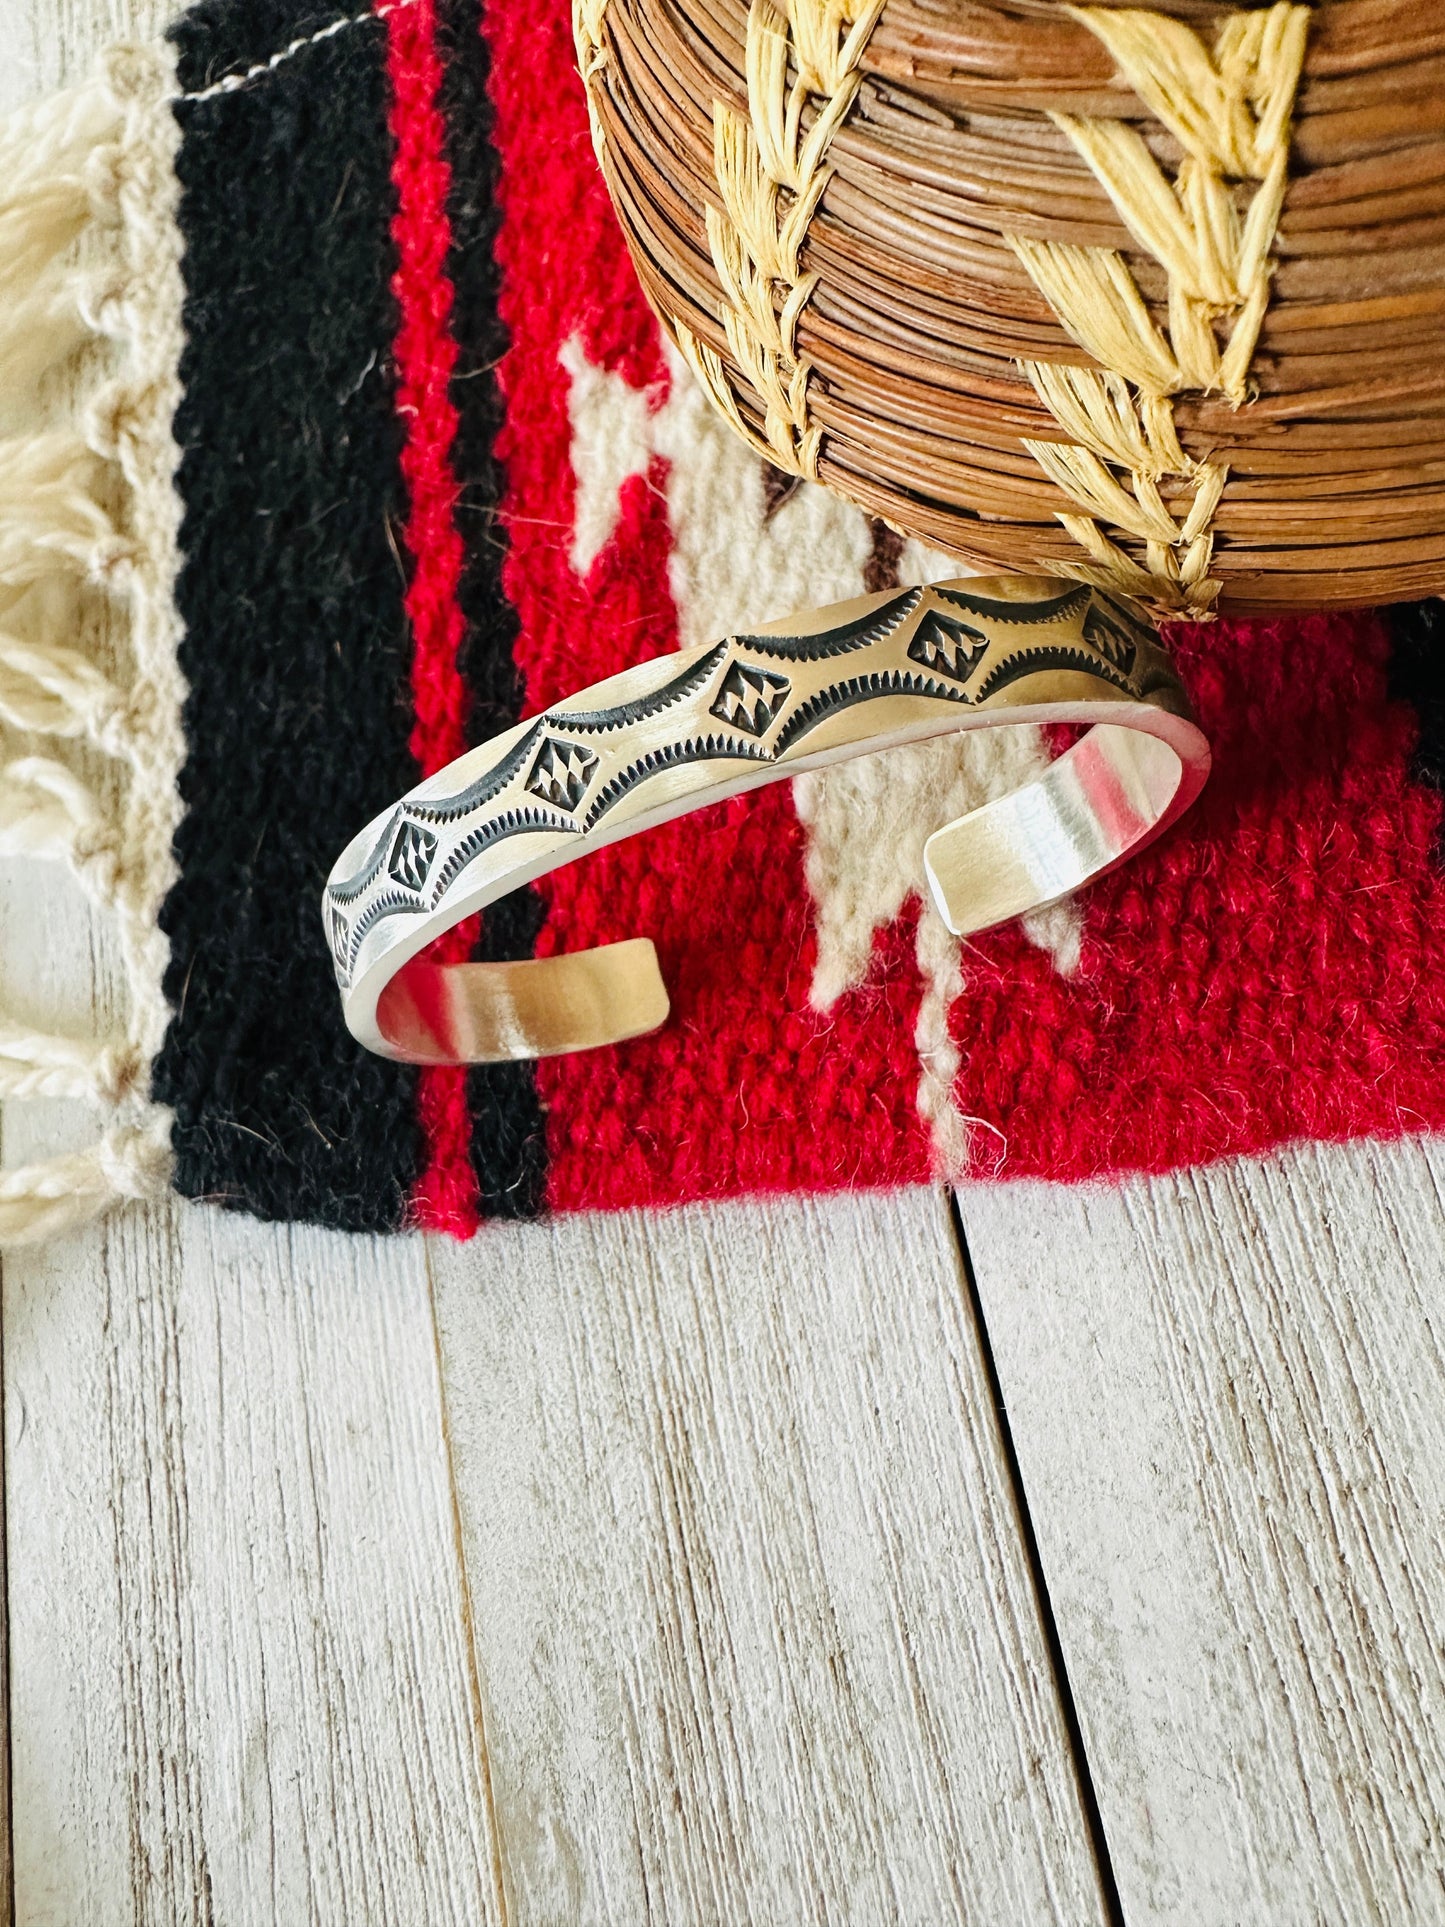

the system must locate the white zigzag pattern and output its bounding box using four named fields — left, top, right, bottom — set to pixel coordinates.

left=561, top=336, right=1081, bottom=1177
